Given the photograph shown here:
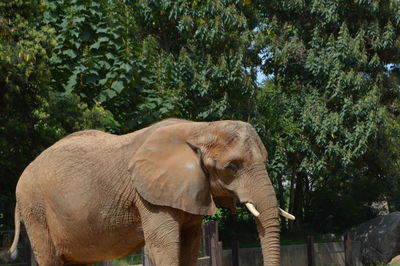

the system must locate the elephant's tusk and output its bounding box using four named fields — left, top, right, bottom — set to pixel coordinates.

left=245, top=202, right=260, bottom=217
left=279, top=207, right=295, bottom=220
